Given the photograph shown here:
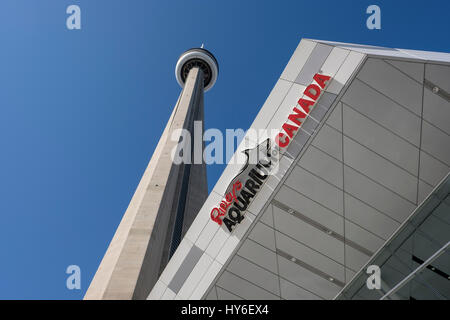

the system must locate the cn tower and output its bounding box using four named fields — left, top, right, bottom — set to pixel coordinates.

left=85, top=48, right=219, bottom=300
